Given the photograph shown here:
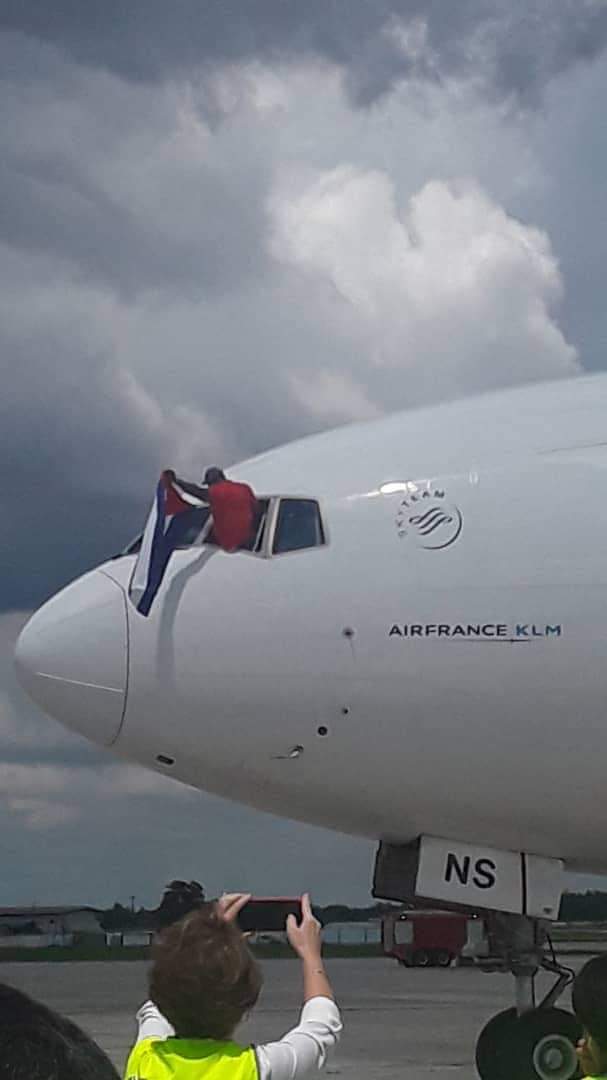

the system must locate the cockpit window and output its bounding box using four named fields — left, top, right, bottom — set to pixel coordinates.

left=272, top=499, right=325, bottom=554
